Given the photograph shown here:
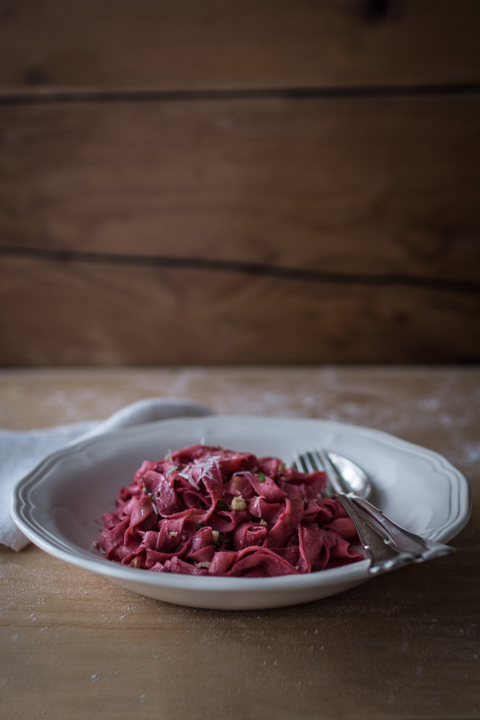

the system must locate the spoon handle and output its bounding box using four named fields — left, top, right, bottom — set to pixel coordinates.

left=335, top=493, right=418, bottom=574
left=351, top=496, right=455, bottom=561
